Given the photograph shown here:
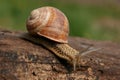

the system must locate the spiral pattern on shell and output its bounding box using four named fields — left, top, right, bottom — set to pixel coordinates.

left=26, top=6, right=69, bottom=43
